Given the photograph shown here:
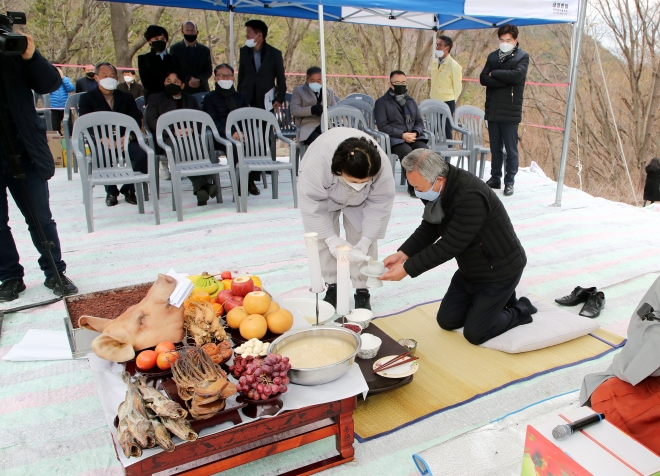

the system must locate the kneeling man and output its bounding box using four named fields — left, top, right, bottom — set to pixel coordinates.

left=380, top=149, right=536, bottom=345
